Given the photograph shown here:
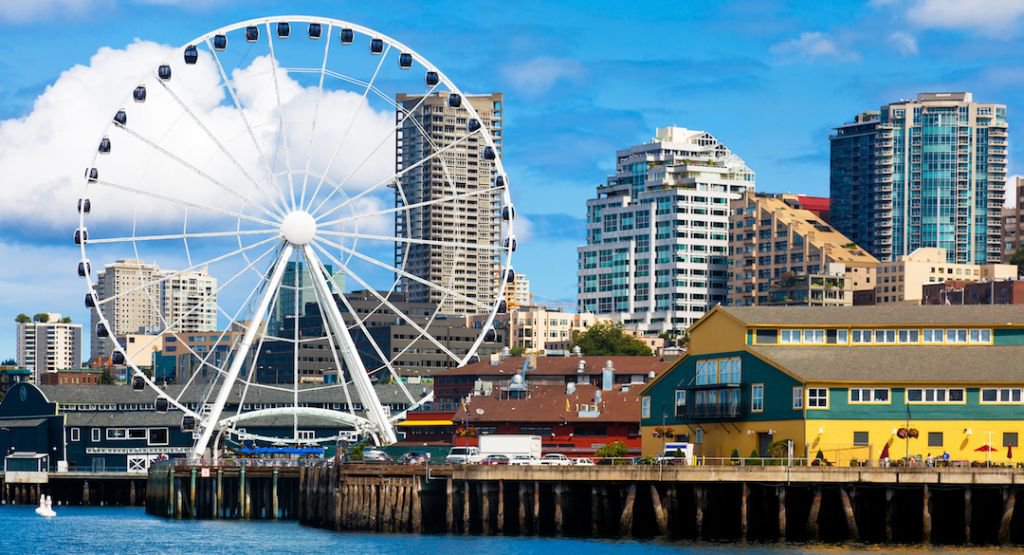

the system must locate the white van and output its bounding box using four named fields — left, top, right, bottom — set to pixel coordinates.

left=446, top=446, right=481, bottom=464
